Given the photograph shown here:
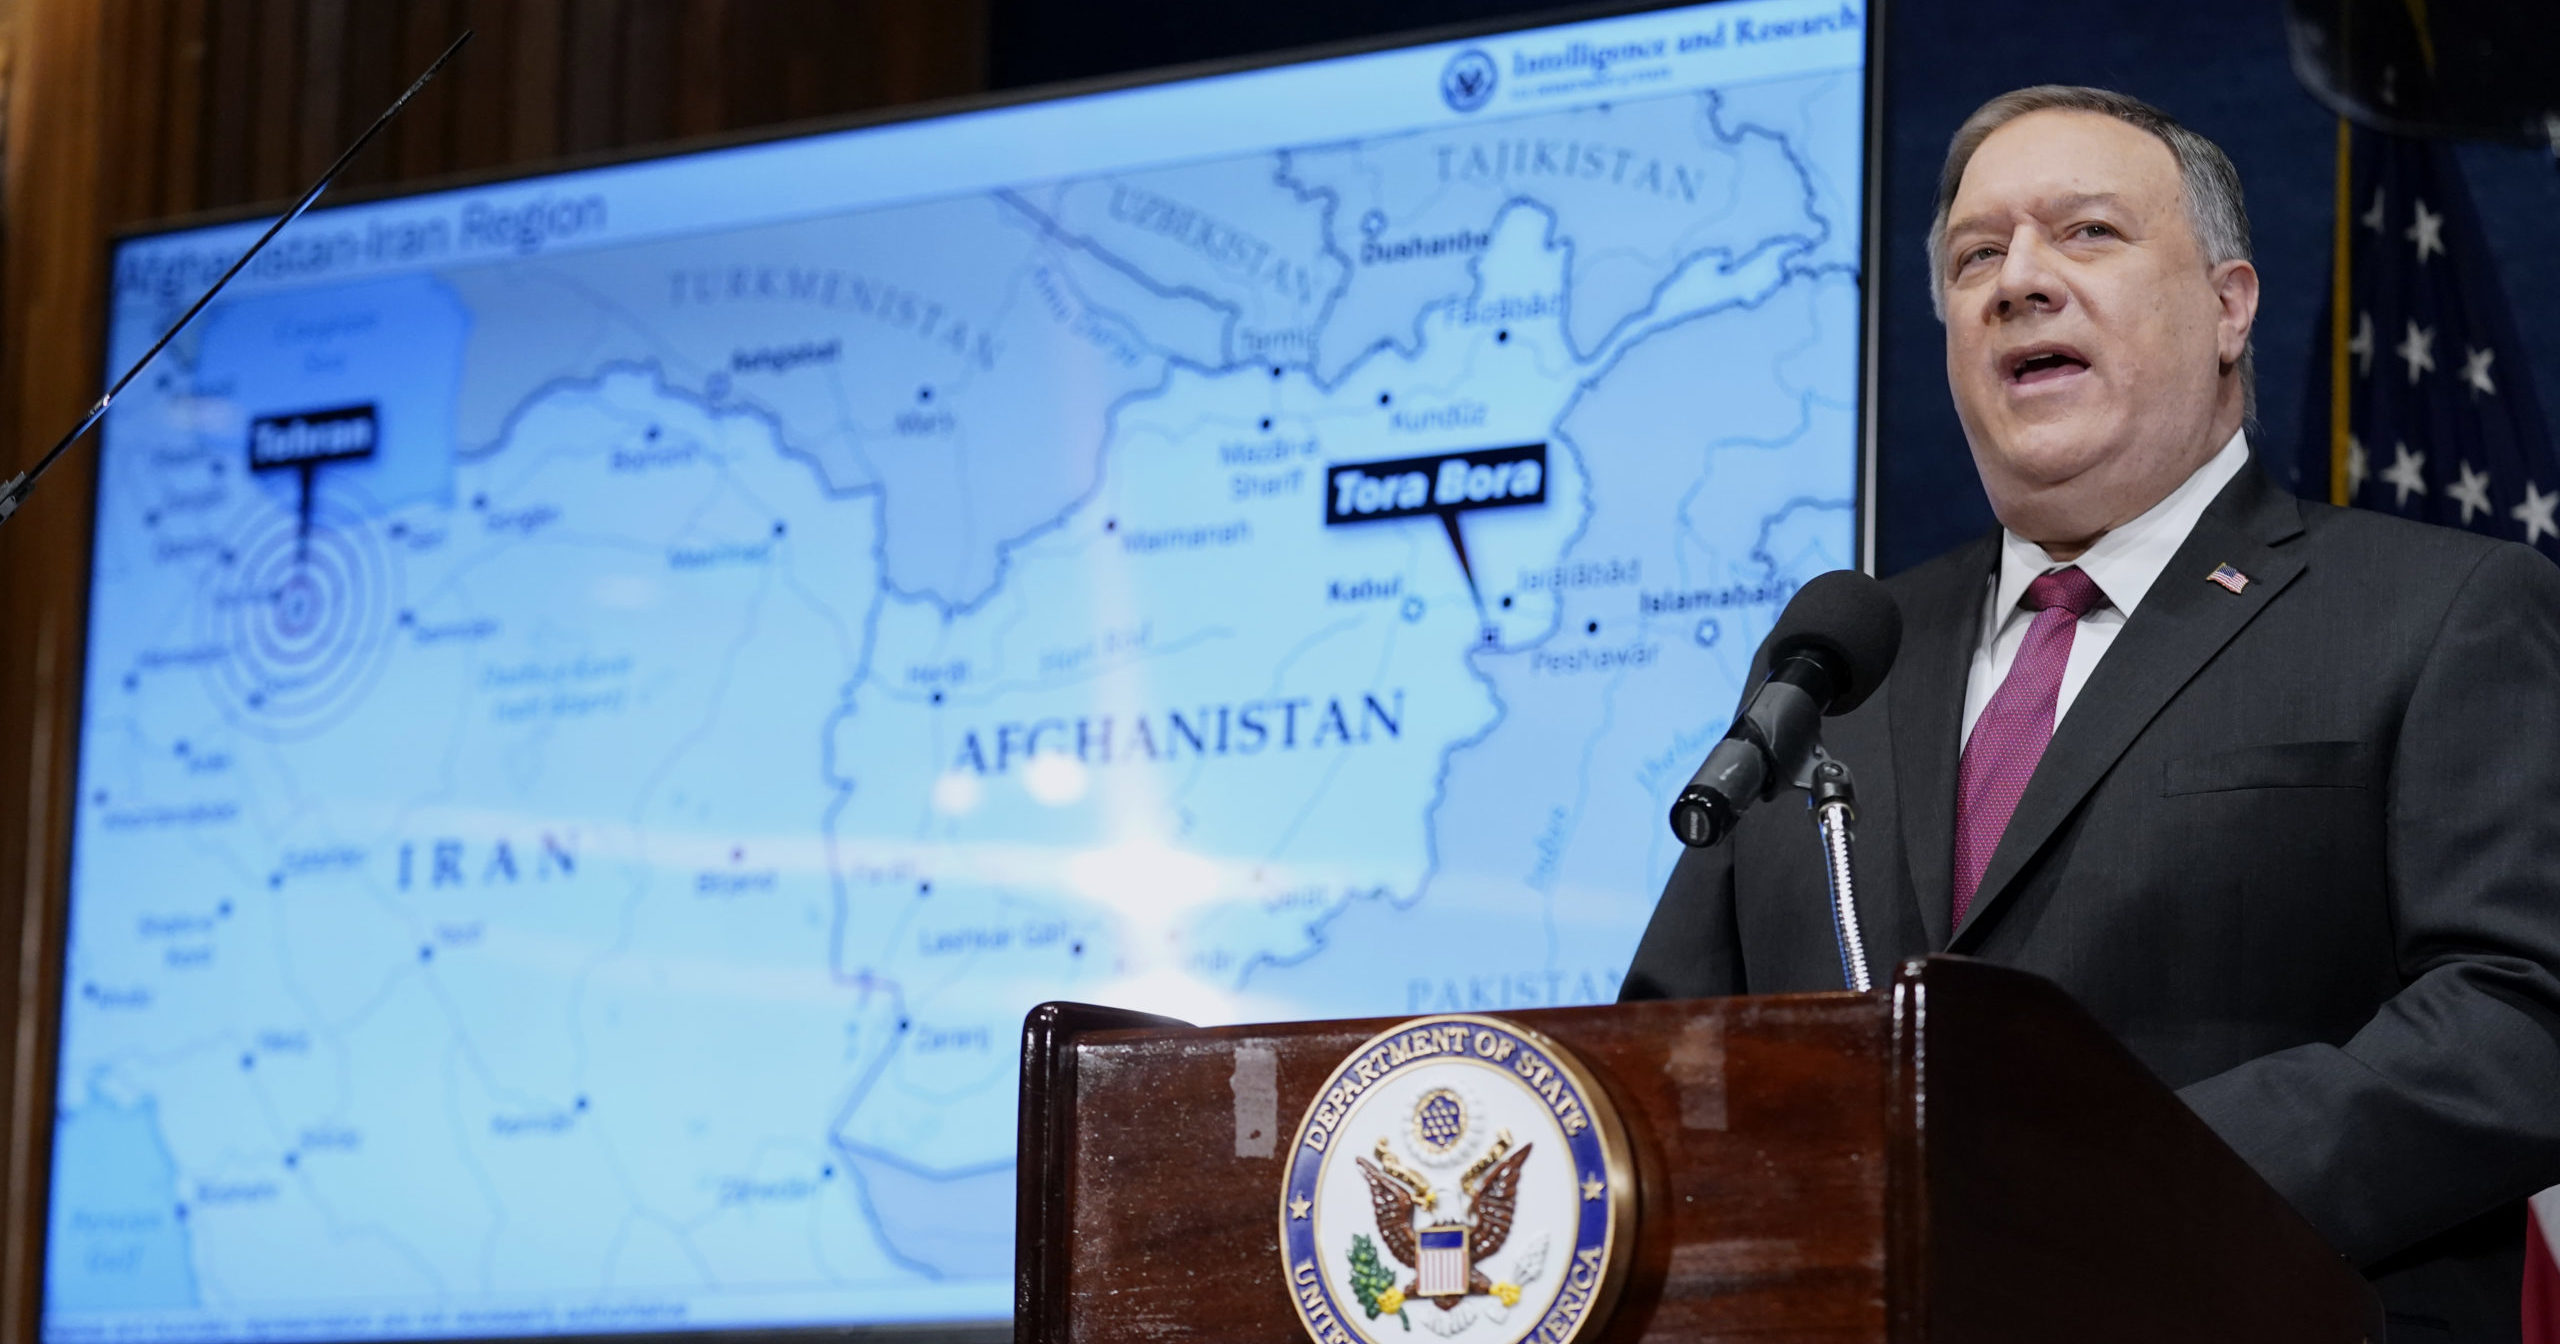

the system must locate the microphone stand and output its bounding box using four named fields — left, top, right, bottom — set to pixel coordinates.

left=1794, top=746, right=1871, bottom=993
left=0, top=29, right=472, bottom=528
